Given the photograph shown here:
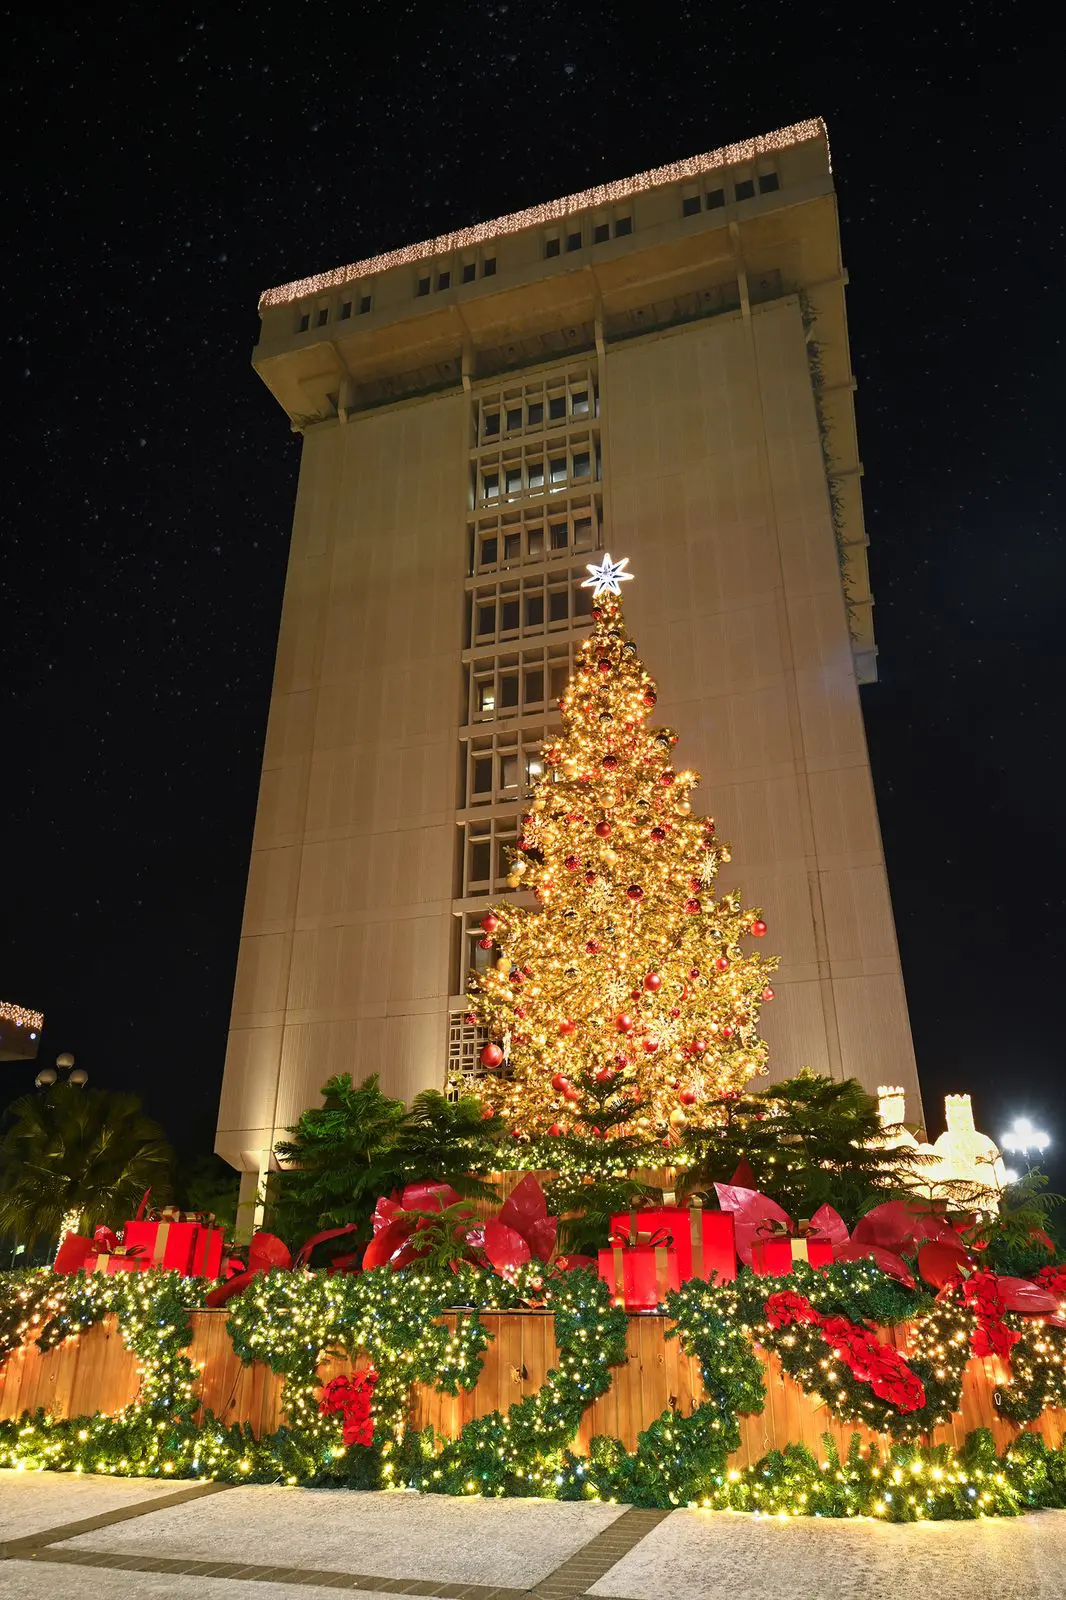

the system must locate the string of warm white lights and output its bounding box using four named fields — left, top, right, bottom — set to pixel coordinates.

left=258, top=118, right=826, bottom=309
left=0, top=1000, right=43, bottom=1030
